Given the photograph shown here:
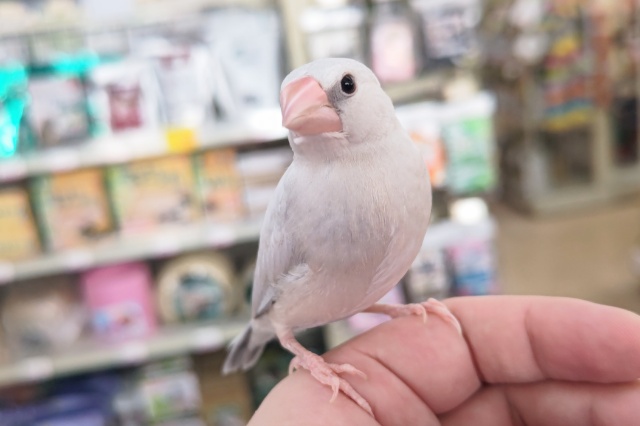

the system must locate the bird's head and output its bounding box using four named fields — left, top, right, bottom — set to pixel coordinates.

left=280, top=58, right=397, bottom=151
